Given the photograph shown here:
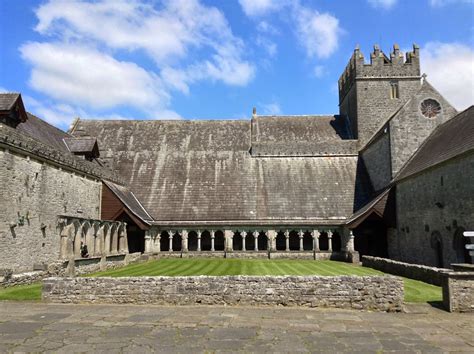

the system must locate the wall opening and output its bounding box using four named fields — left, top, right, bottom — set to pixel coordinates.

left=353, top=217, right=388, bottom=258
